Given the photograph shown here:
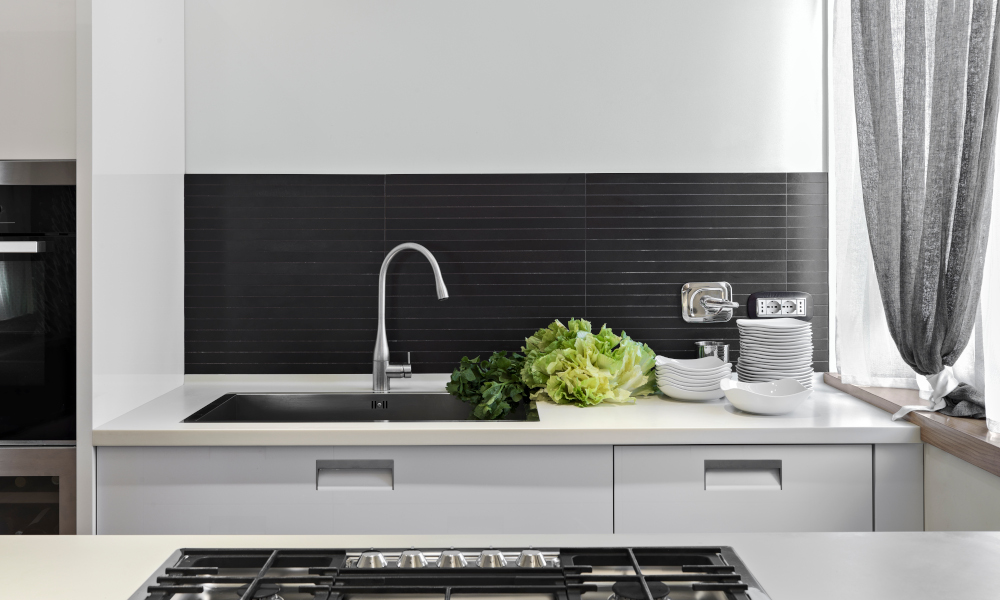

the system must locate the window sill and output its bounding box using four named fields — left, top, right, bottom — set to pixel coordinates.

left=823, top=373, right=1000, bottom=477
left=824, top=373, right=1000, bottom=478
